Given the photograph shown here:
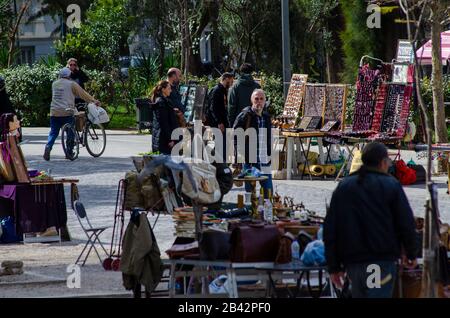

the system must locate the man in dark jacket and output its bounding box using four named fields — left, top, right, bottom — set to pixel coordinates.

left=228, top=63, right=261, bottom=126
left=324, top=142, right=417, bottom=298
left=206, top=72, right=234, bottom=162
left=67, top=58, right=90, bottom=106
left=233, top=89, right=272, bottom=198
left=167, top=68, right=184, bottom=113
